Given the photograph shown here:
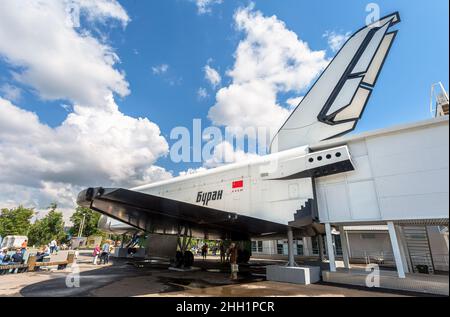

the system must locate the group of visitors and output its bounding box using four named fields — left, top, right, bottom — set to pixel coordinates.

left=0, top=248, right=24, bottom=265
left=199, top=242, right=239, bottom=280
left=200, top=243, right=238, bottom=261
left=34, top=239, right=60, bottom=262
left=92, top=240, right=113, bottom=265
left=0, top=239, right=29, bottom=265
left=0, top=238, right=64, bottom=265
